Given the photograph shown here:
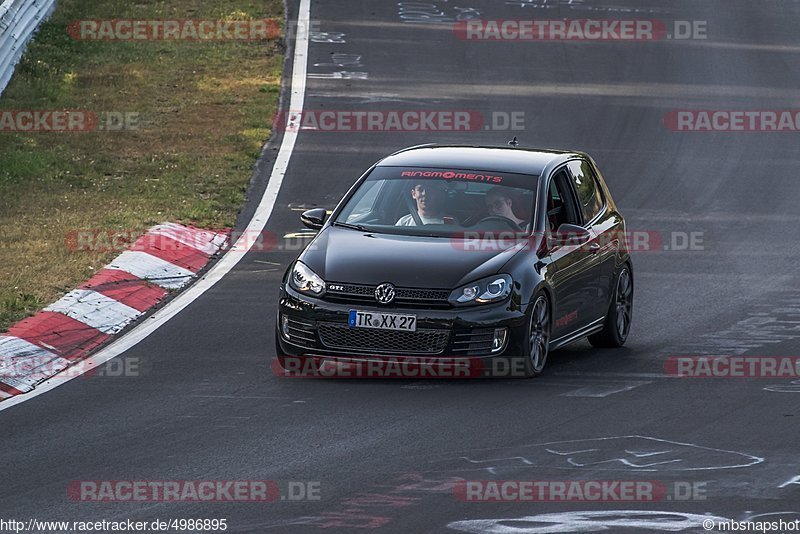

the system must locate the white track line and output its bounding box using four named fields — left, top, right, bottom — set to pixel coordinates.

left=0, top=0, right=311, bottom=412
